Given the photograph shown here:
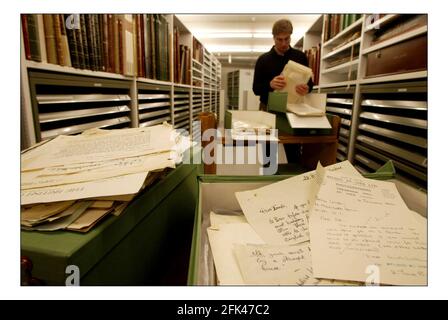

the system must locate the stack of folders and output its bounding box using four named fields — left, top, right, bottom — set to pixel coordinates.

left=21, top=123, right=193, bottom=233
left=207, top=161, right=427, bottom=286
